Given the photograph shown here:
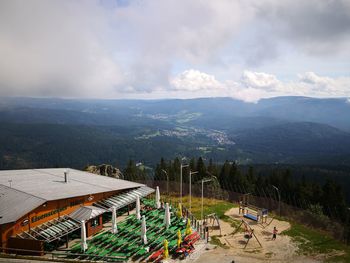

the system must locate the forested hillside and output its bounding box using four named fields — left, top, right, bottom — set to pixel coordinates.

left=1, top=96, right=350, bottom=169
